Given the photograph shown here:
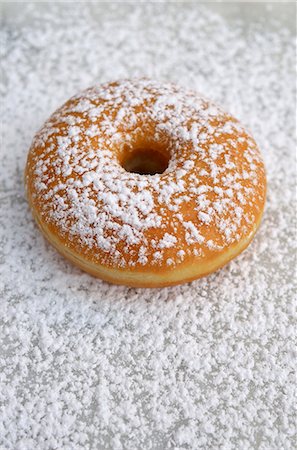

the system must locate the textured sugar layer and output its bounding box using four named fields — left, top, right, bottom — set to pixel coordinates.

left=27, top=78, right=265, bottom=269
left=1, top=3, right=296, bottom=450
